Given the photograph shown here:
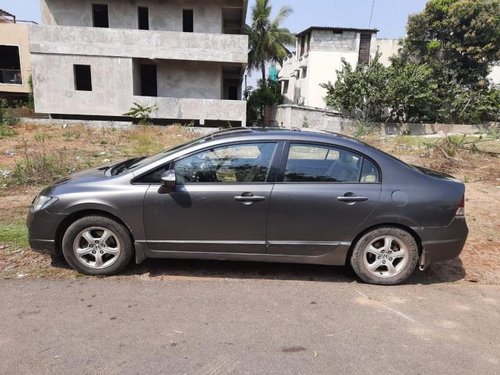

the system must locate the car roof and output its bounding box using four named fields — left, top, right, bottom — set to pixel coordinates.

left=205, top=127, right=362, bottom=144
